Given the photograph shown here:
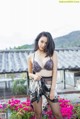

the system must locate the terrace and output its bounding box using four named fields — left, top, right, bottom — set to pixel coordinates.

left=0, top=48, right=80, bottom=119
left=0, top=48, right=80, bottom=98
